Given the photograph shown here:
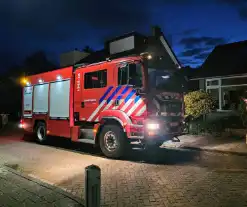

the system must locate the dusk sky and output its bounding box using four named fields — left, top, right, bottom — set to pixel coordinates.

left=0, top=0, right=247, bottom=72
